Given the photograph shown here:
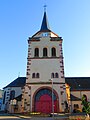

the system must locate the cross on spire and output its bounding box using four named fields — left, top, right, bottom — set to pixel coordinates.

left=44, top=5, right=47, bottom=12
